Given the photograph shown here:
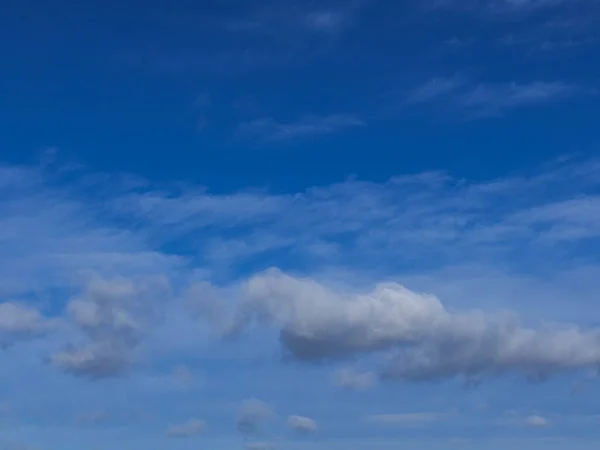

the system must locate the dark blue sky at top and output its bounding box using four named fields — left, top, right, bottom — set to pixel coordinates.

left=2, top=0, right=600, bottom=193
